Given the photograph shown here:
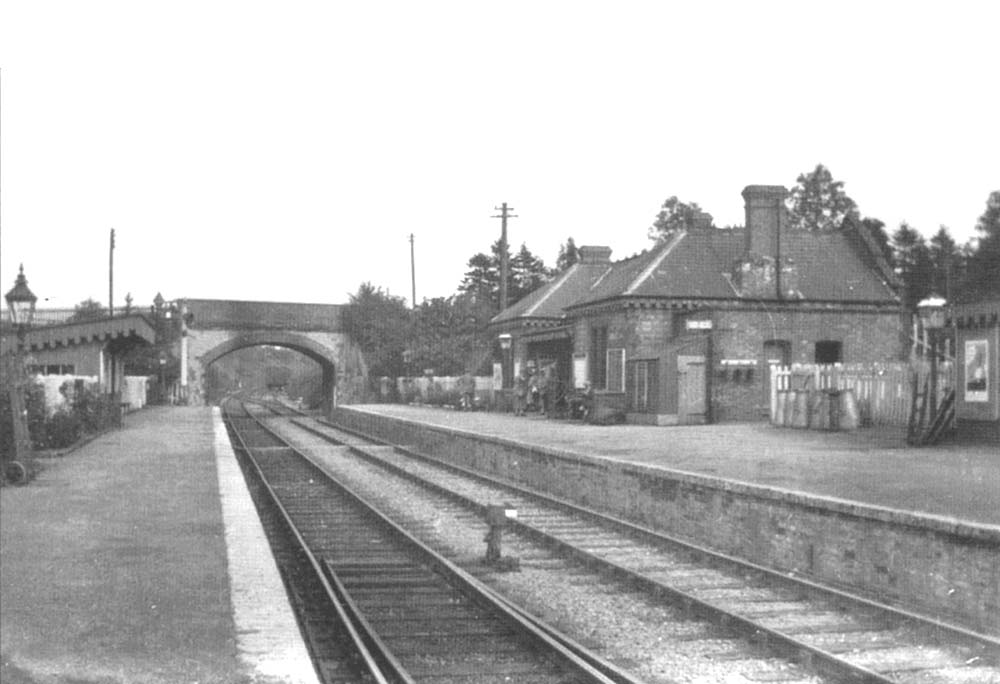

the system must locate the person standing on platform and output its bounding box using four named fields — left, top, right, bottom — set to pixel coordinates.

left=540, top=365, right=554, bottom=416
left=528, top=368, right=540, bottom=412
left=514, top=367, right=528, bottom=416
left=459, top=371, right=475, bottom=410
